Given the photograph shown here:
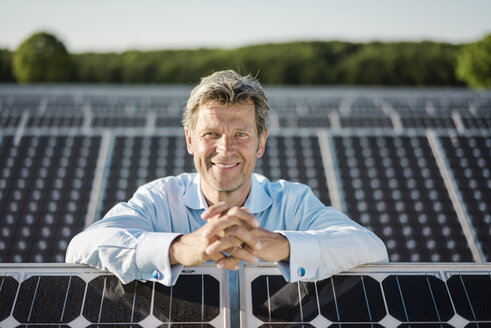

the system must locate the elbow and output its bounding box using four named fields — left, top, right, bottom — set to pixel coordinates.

left=65, top=233, right=80, bottom=263
left=368, top=232, right=389, bottom=264
left=65, top=231, right=90, bottom=264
